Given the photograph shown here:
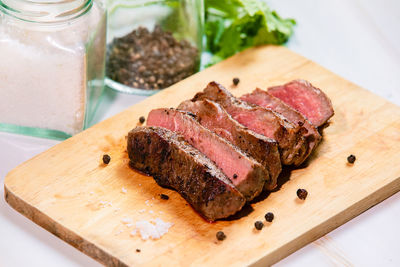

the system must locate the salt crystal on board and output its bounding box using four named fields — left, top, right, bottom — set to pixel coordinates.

left=134, top=218, right=173, bottom=240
